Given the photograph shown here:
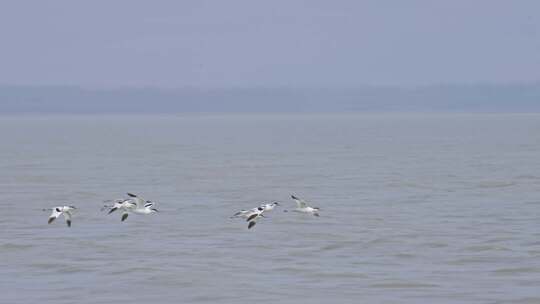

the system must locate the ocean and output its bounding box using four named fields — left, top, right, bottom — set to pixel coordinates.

left=1, top=113, right=539, bottom=303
